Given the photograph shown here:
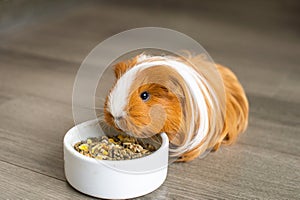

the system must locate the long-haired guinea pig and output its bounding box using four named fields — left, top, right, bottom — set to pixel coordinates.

left=103, top=53, right=248, bottom=162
